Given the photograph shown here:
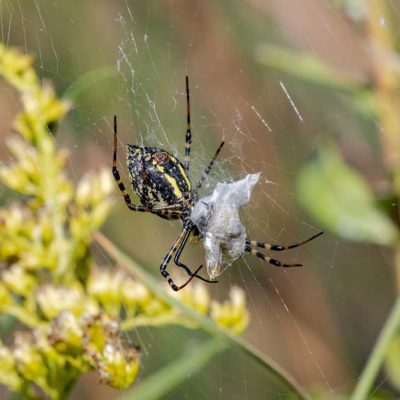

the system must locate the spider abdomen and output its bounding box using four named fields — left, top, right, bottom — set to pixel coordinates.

left=127, top=145, right=192, bottom=207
